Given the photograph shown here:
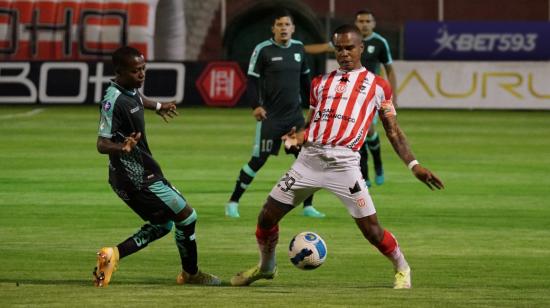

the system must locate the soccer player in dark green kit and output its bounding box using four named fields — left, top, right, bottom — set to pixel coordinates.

left=94, top=46, right=220, bottom=287
left=305, top=9, right=397, bottom=187
left=225, top=9, right=325, bottom=218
